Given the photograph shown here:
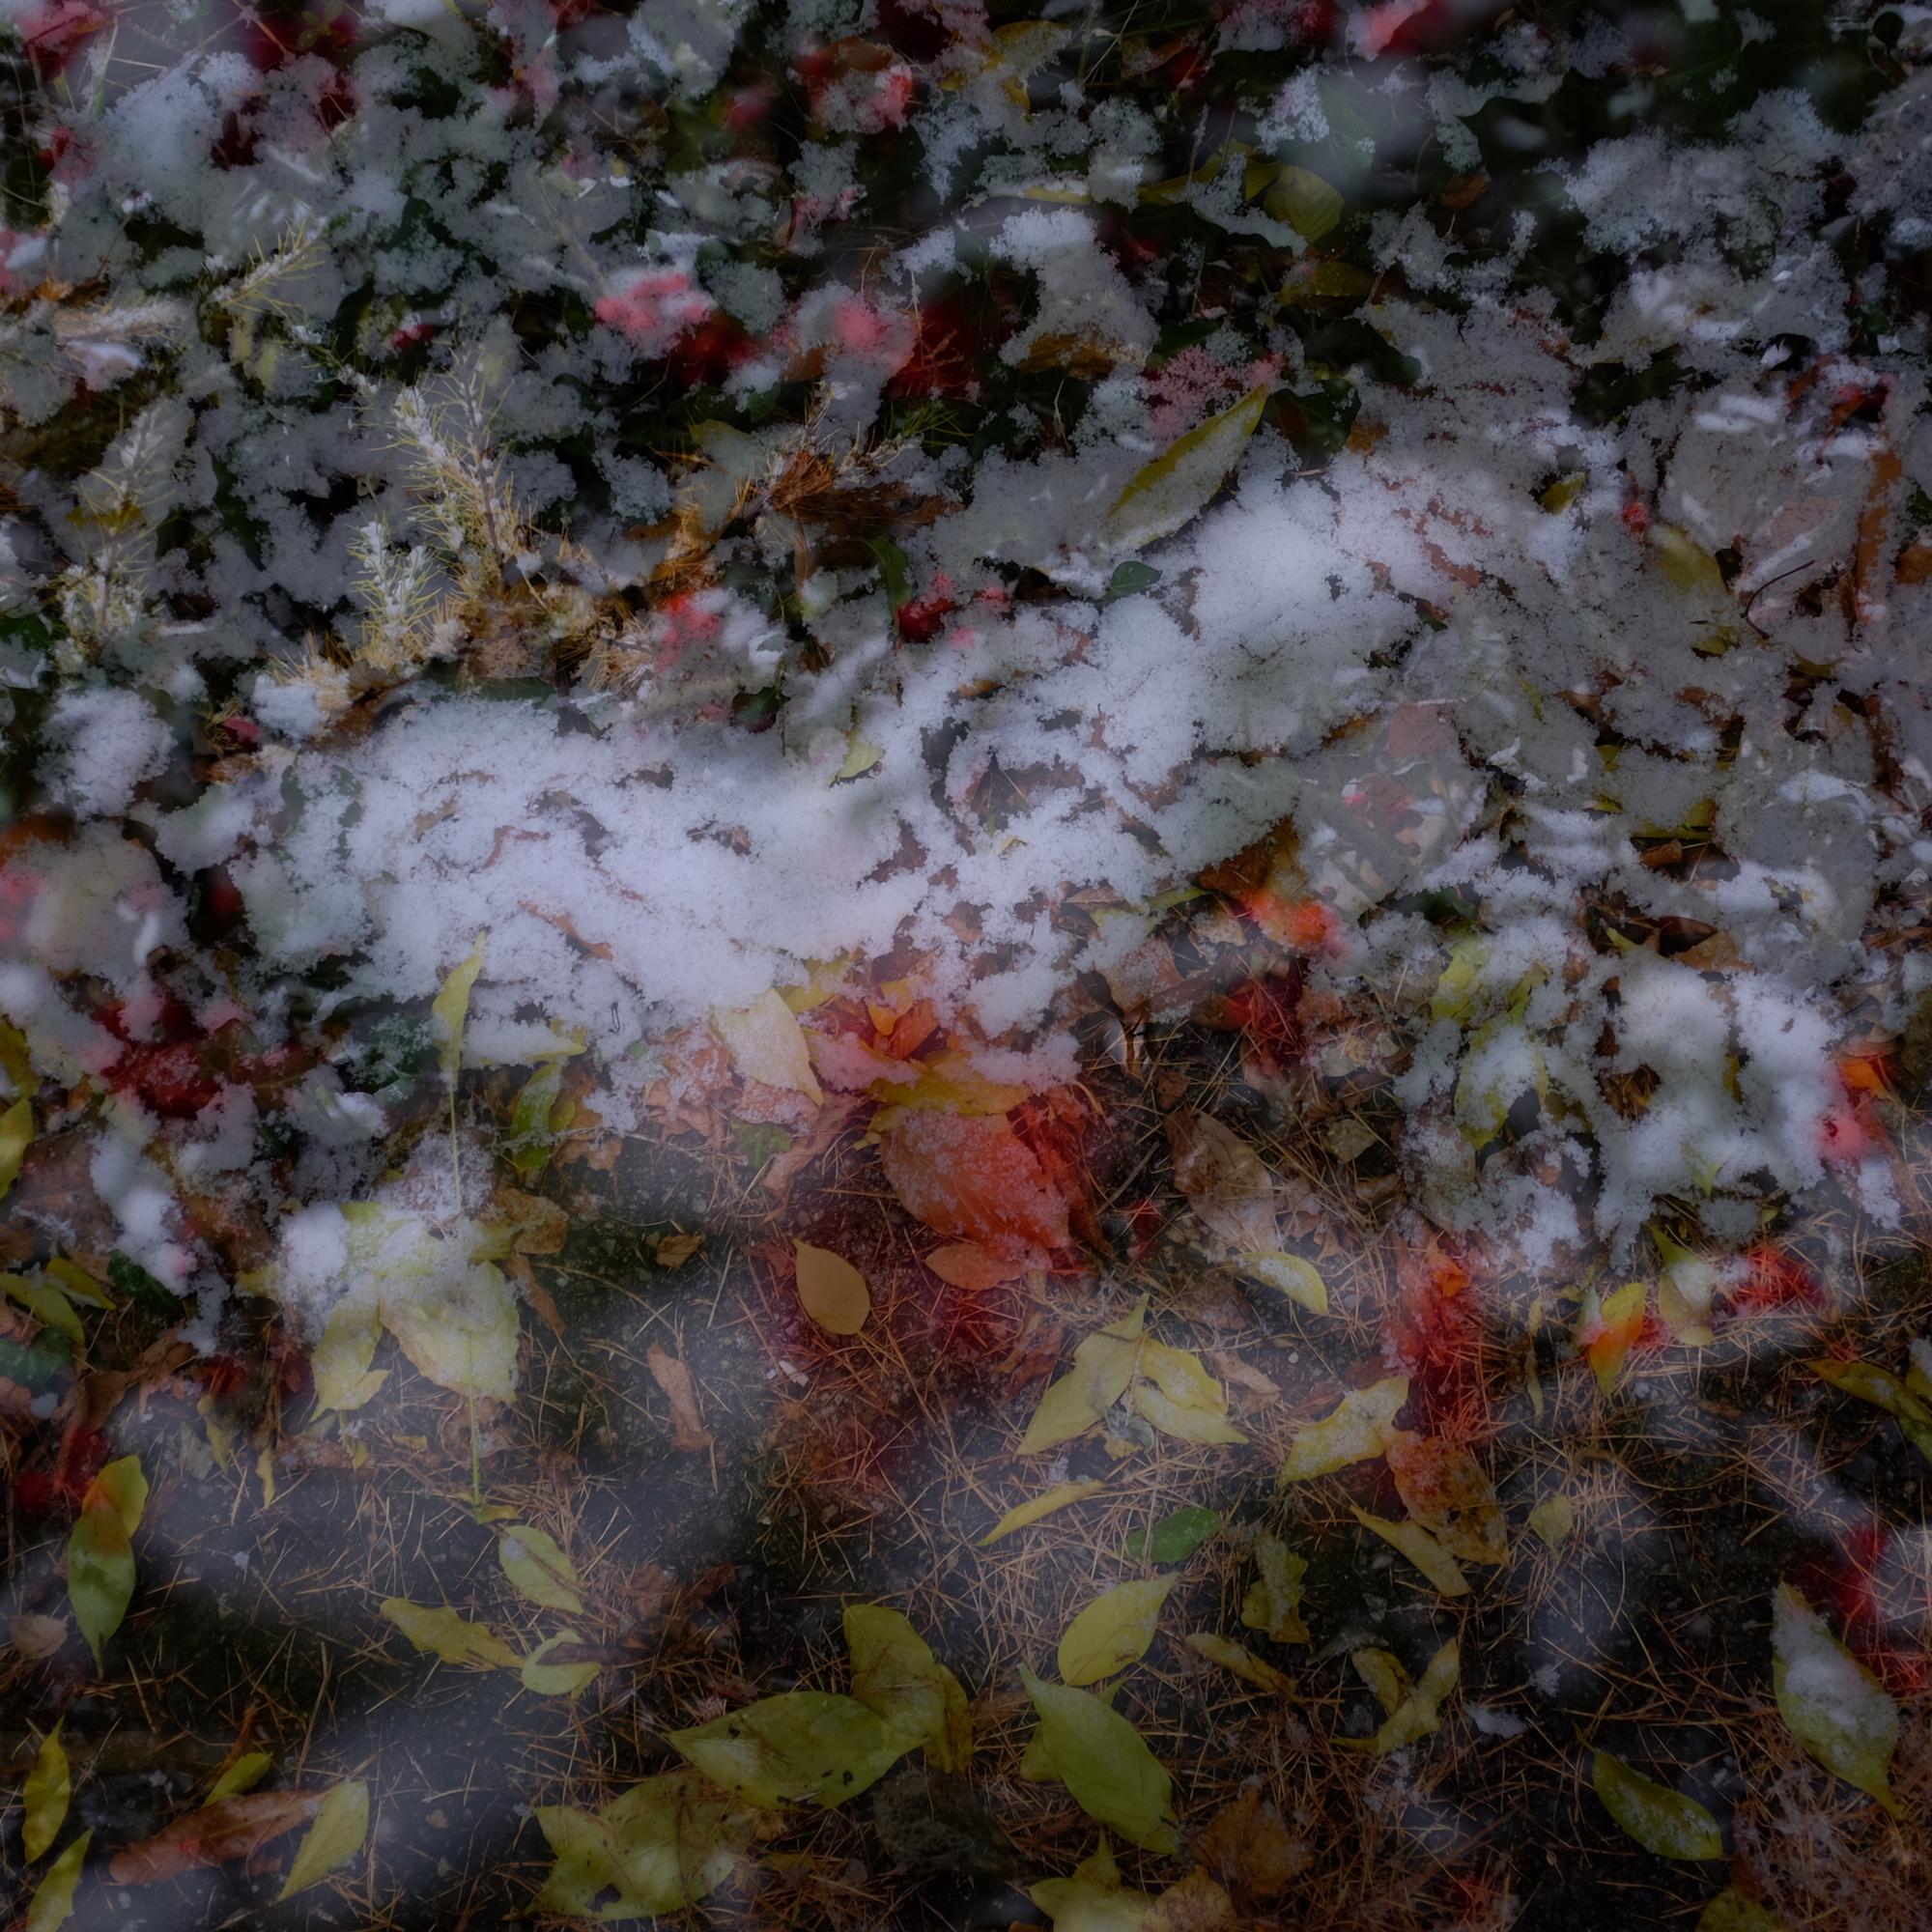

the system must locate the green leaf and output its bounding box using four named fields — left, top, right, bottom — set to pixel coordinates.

left=0, top=1093, right=32, bottom=1198
left=665, top=1691, right=914, bottom=1808
left=1279, top=1378, right=1407, bottom=1482
left=1771, top=1583, right=1900, bottom=1814
left=432, top=931, right=487, bottom=1082
left=1103, top=389, right=1269, bottom=552
left=92, top=1456, right=148, bottom=1537
left=67, top=1503, right=135, bottom=1669
left=1124, top=1507, right=1221, bottom=1565
left=522, top=1631, right=603, bottom=1699
left=843, top=1604, right=972, bottom=1772
left=498, top=1527, right=585, bottom=1616
left=1592, top=1749, right=1722, bottom=1859
left=1104, top=560, right=1162, bottom=600
left=382, top=1599, right=522, bottom=1669
left=22, top=1721, right=70, bottom=1861
left=0, top=1329, right=71, bottom=1389
left=1059, top=1578, right=1177, bottom=1686
left=1239, top=1534, right=1311, bottom=1644
left=1018, top=1306, right=1146, bottom=1453
left=278, top=1779, right=370, bottom=1899
left=108, top=1251, right=178, bottom=1318
left=206, top=1752, right=274, bottom=1805
left=505, top=1060, right=566, bottom=1182
left=1019, top=1665, right=1177, bottom=1855
left=1262, top=164, right=1343, bottom=242
left=1808, top=1357, right=1932, bottom=1462
left=24, top=1828, right=90, bottom=1932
